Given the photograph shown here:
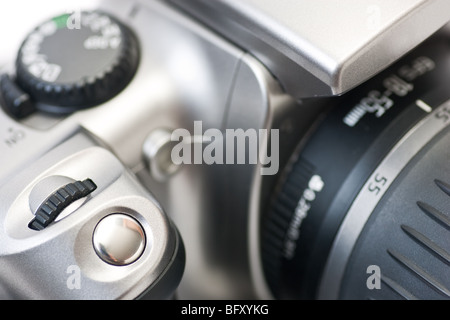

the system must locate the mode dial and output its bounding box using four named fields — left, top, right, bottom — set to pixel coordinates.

left=15, top=11, right=139, bottom=114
